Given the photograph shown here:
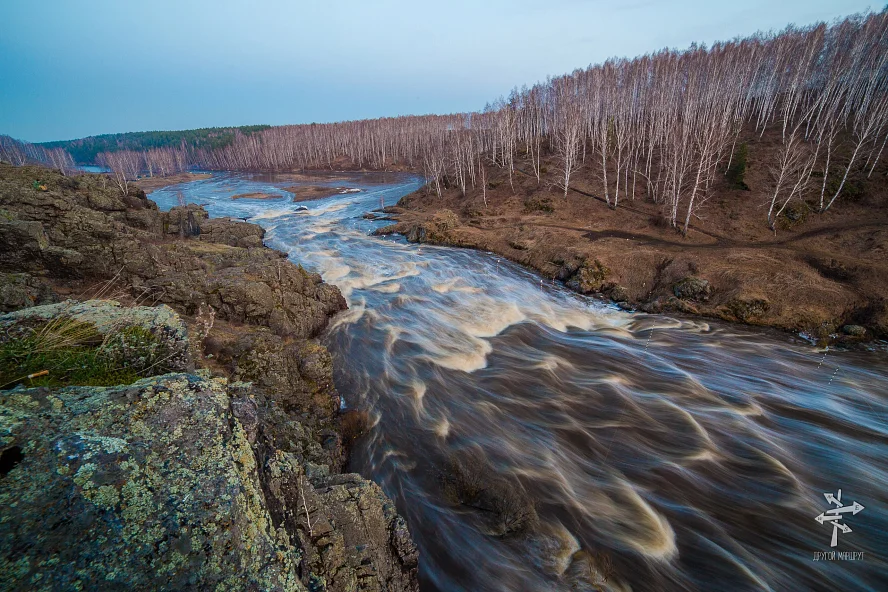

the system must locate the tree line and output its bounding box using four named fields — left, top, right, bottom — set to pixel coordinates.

left=38, top=125, right=271, bottom=164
